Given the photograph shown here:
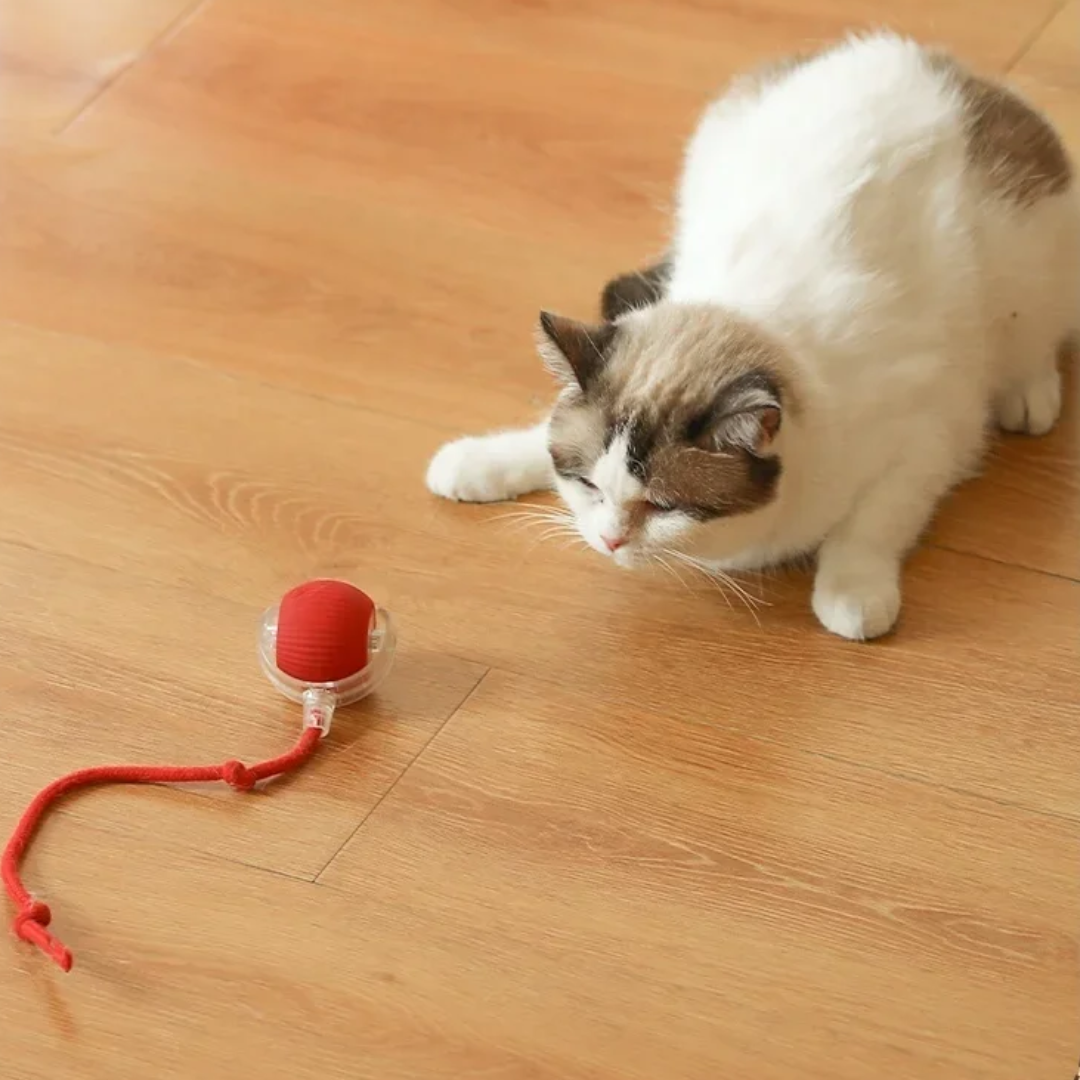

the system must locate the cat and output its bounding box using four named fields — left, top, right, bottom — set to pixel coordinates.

left=426, top=32, right=1079, bottom=641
